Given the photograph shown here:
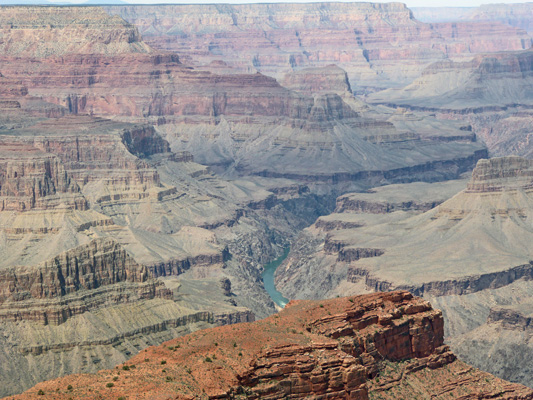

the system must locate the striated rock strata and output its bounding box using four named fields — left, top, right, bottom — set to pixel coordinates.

left=0, top=7, right=488, bottom=182
left=368, top=49, right=533, bottom=159
left=107, top=3, right=531, bottom=91
left=8, top=292, right=533, bottom=400
left=276, top=157, right=533, bottom=387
